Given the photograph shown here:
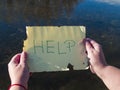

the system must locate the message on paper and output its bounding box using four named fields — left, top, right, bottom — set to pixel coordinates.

left=23, top=26, right=88, bottom=72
